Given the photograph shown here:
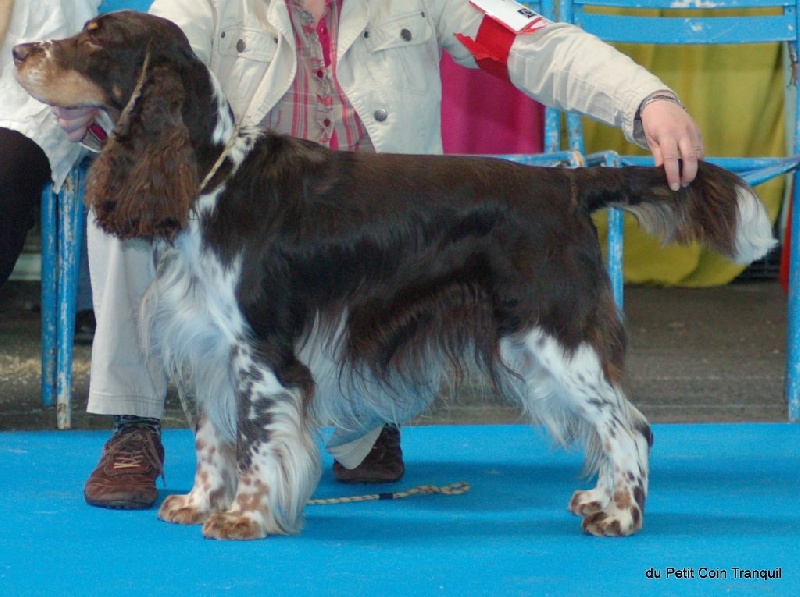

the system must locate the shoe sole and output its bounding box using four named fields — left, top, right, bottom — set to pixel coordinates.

left=333, top=471, right=405, bottom=485
left=84, top=493, right=157, bottom=510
